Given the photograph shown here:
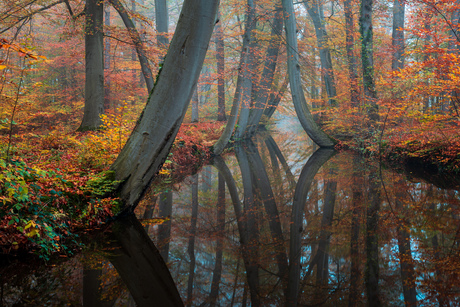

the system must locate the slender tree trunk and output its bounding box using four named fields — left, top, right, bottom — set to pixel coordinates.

left=245, top=1, right=284, bottom=136
left=110, top=0, right=219, bottom=211
left=360, top=0, right=379, bottom=122
left=209, top=173, right=225, bottom=306
left=391, top=0, right=405, bottom=71
left=234, top=0, right=256, bottom=140
left=281, top=0, right=335, bottom=147
left=191, top=88, right=199, bottom=123
left=186, top=174, right=199, bottom=307
left=343, top=0, right=359, bottom=106
left=79, top=0, right=104, bottom=131
left=304, top=0, right=337, bottom=106
left=104, top=6, right=111, bottom=110
left=365, top=170, right=381, bottom=306
left=110, top=0, right=154, bottom=93
left=263, top=76, right=288, bottom=119
left=157, top=190, right=173, bottom=262
left=155, top=0, right=169, bottom=52
left=215, top=9, right=226, bottom=122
